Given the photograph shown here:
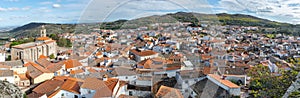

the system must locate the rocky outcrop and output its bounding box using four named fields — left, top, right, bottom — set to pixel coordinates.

left=283, top=72, right=300, bottom=98
left=0, top=80, right=23, bottom=98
